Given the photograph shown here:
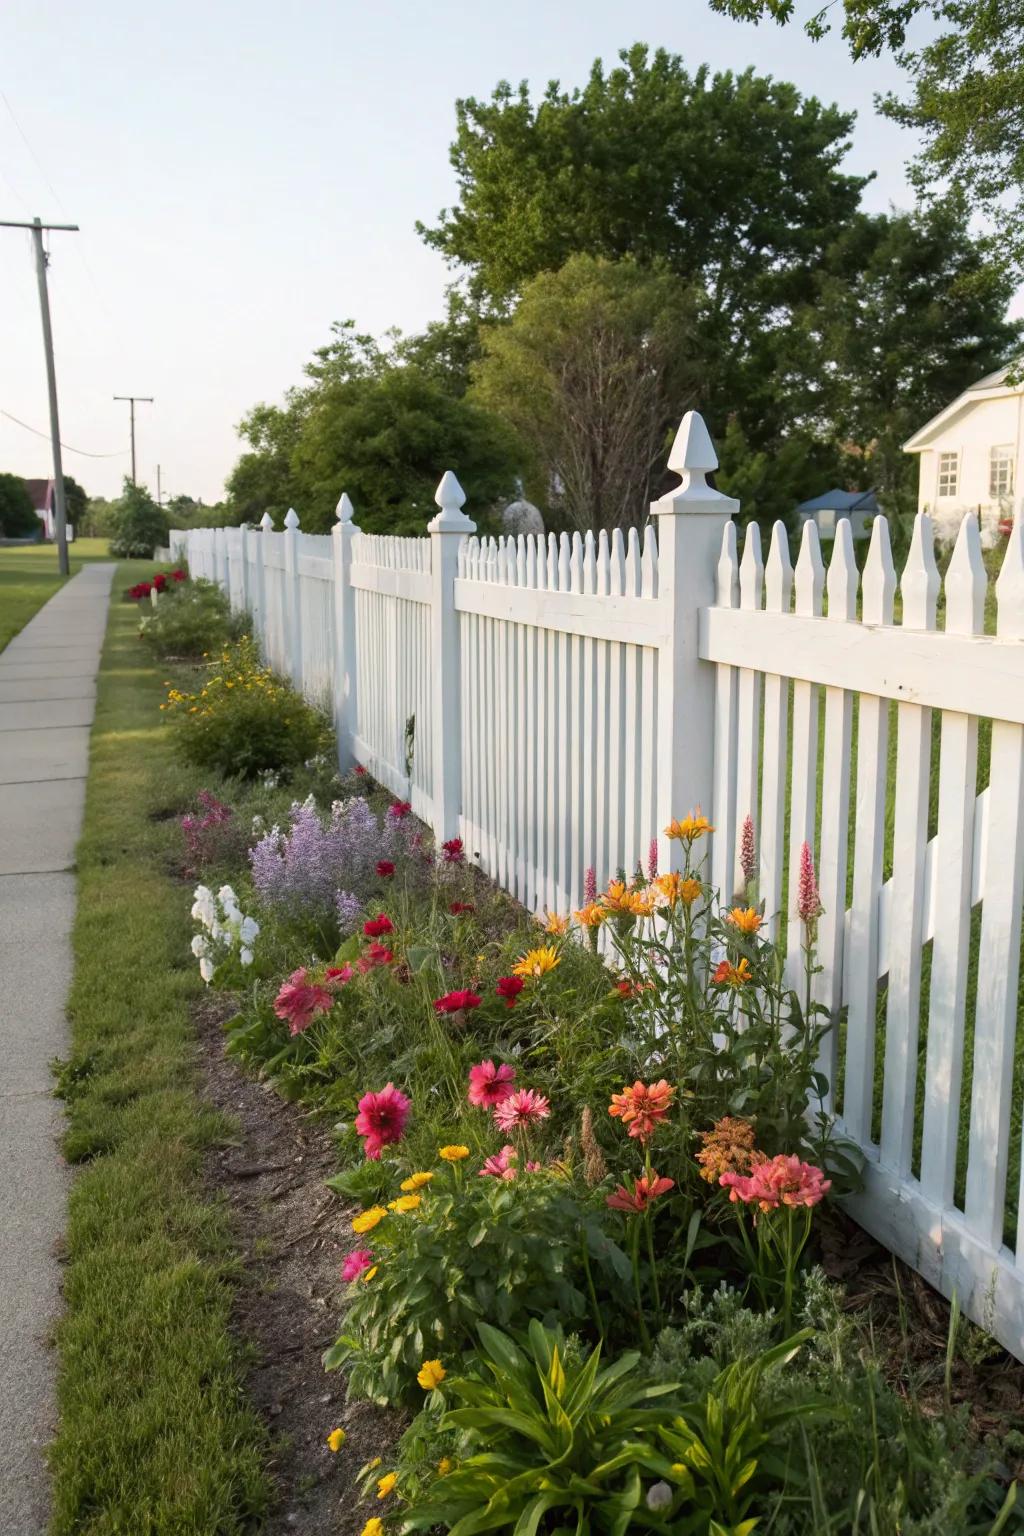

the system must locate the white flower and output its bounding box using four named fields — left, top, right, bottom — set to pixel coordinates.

left=210, top=919, right=224, bottom=942
left=190, top=934, right=210, bottom=958
left=240, top=947, right=253, bottom=966
left=646, top=1483, right=672, bottom=1513
left=217, top=884, right=237, bottom=907
left=191, top=885, right=216, bottom=927
left=199, top=957, right=215, bottom=984
left=240, top=915, right=260, bottom=945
